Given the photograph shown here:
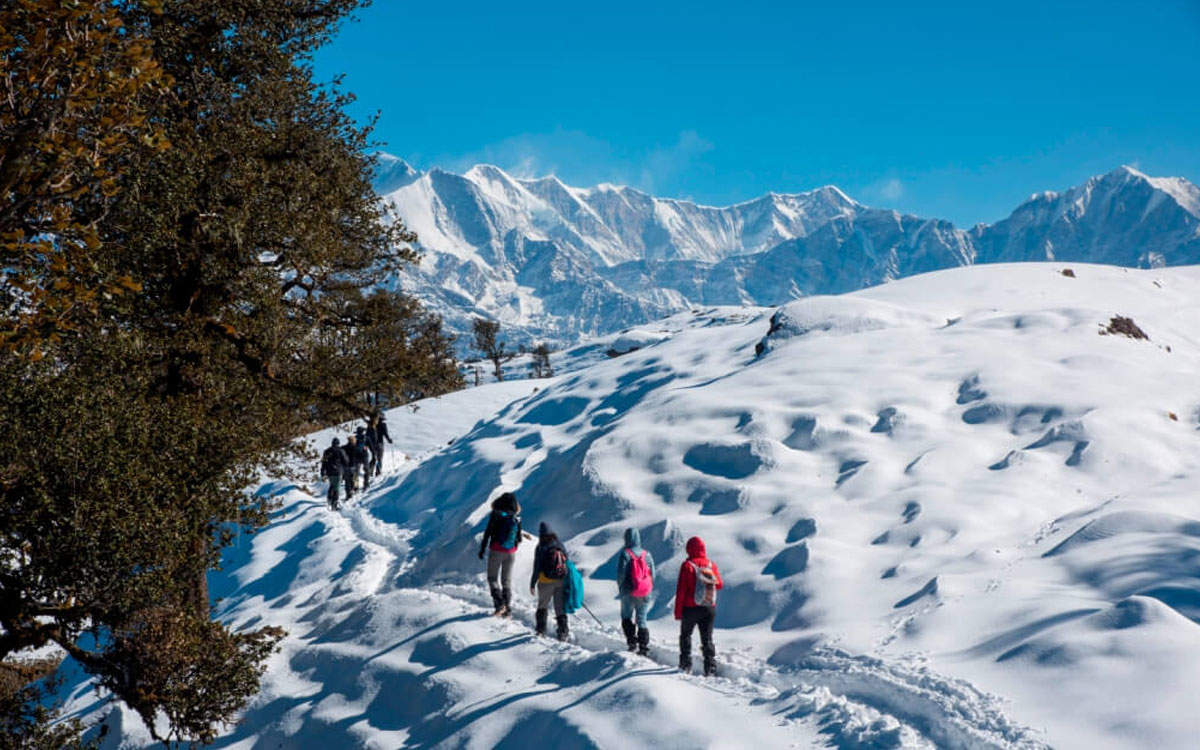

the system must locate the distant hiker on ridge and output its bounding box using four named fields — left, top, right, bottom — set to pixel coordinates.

left=478, top=491, right=522, bottom=617
left=367, top=414, right=393, bottom=476
left=320, top=437, right=348, bottom=510
left=530, top=522, right=570, bottom=641
left=675, top=535, right=723, bottom=676
left=616, top=527, right=655, bottom=655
